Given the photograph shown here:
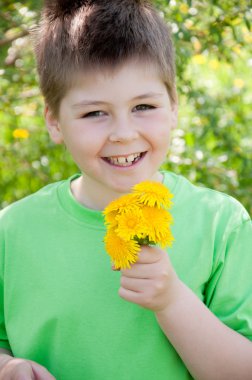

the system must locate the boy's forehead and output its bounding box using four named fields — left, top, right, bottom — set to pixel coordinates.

left=68, top=58, right=164, bottom=92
